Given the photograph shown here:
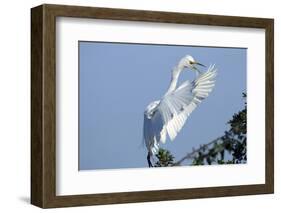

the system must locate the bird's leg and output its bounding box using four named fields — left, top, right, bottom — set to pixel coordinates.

left=147, top=153, right=153, bottom=167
